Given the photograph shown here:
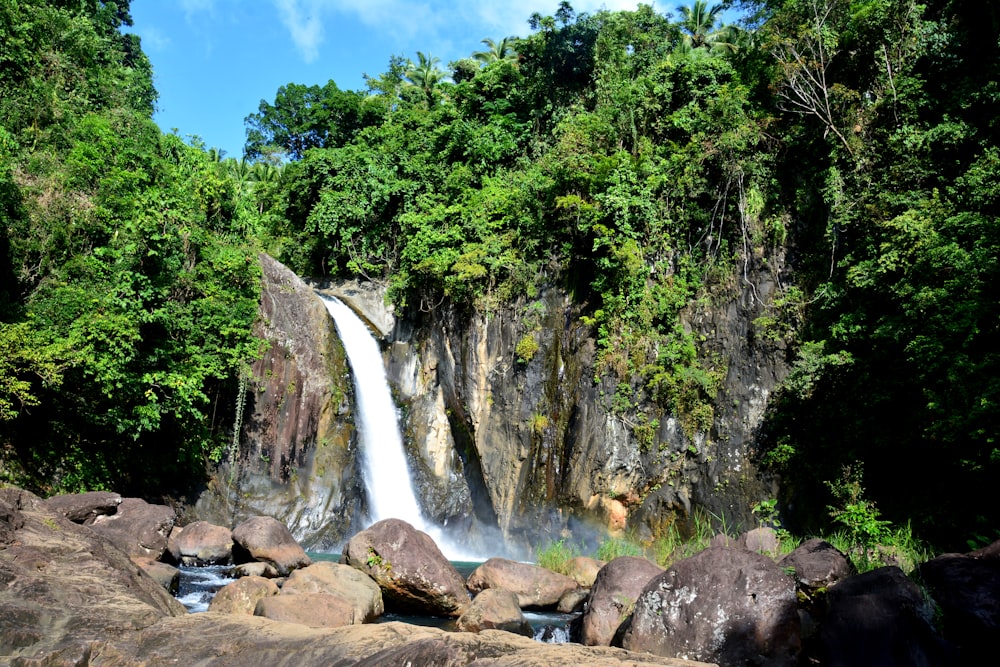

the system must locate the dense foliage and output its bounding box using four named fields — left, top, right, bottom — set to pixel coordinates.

left=1, top=0, right=996, bottom=549
left=0, top=0, right=264, bottom=493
